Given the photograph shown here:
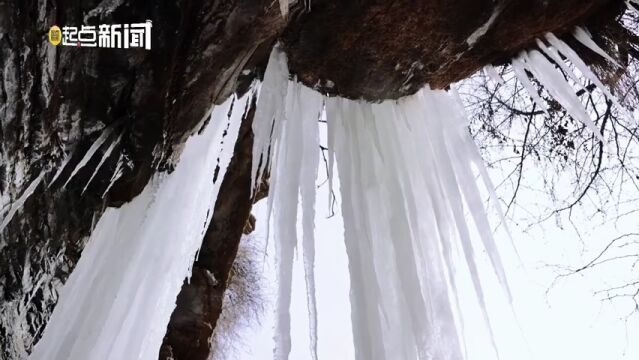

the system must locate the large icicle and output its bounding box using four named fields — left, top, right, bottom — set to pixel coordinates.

left=324, top=89, right=509, bottom=360
left=251, top=45, right=289, bottom=197
left=298, top=85, right=323, bottom=360
left=251, top=46, right=325, bottom=359
left=252, top=31, right=632, bottom=358
left=572, top=26, right=622, bottom=68
left=254, top=47, right=510, bottom=360
left=29, top=93, right=248, bottom=360
left=263, top=80, right=324, bottom=360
